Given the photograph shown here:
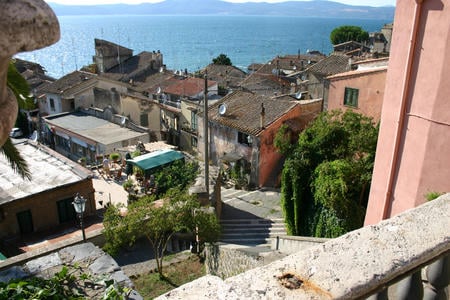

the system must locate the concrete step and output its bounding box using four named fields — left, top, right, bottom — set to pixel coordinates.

left=219, top=237, right=274, bottom=246
left=220, top=218, right=285, bottom=224
left=219, top=217, right=287, bottom=246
